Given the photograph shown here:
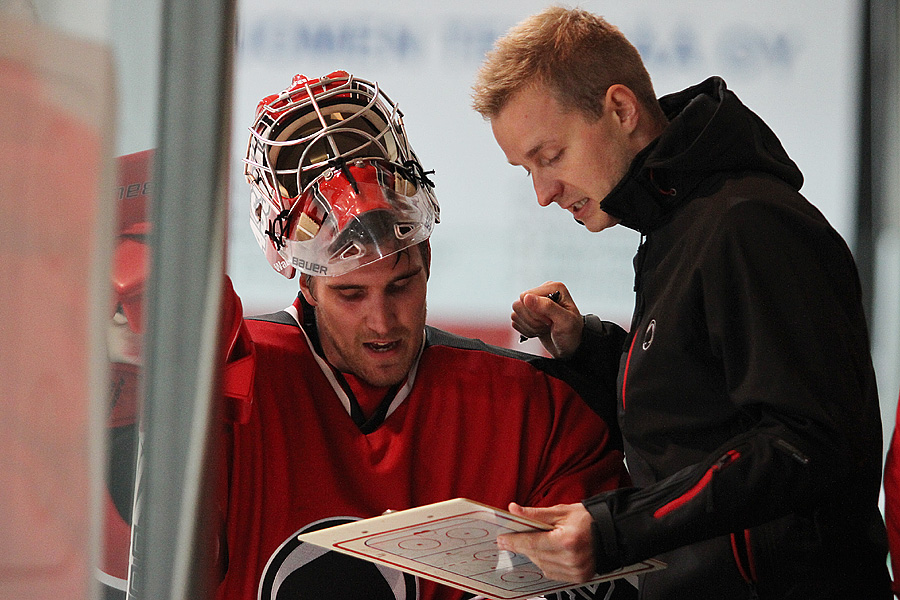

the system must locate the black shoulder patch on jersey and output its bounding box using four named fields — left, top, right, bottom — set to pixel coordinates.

left=247, top=310, right=299, bottom=327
